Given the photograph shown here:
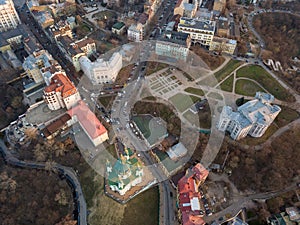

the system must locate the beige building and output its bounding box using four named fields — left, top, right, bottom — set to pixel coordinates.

left=79, top=52, right=122, bottom=84
left=43, top=72, right=81, bottom=111
left=0, top=0, right=21, bottom=32
left=178, top=17, right=216, bottom=46
left=174, top=0, right=199, bottom=18
left=209, top=37, right=237, bottom=55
